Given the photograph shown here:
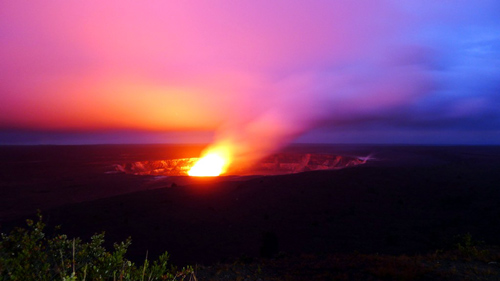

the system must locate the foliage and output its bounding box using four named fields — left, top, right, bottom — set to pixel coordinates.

left=453, top=233, right=490, bottom=261
left=0, top=211, right=194, bottom=281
